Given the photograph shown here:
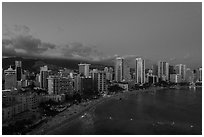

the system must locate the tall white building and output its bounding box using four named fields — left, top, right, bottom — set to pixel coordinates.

left=4, top=66, right=16, bottom=90
left=158, top=61, right=169, bottom=81
left=115, top=57, right=124, bottom=82
left=4, top=66, right=16, bottom=75
left=135, top=58, right=145, bottom=84
left=78, top=63, right=90, bottom=78
left=98, top=71, right=107, bottom=93
left=90, top=69, right=107, bottom=93
left=198, top=67, right=202, bottom=82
